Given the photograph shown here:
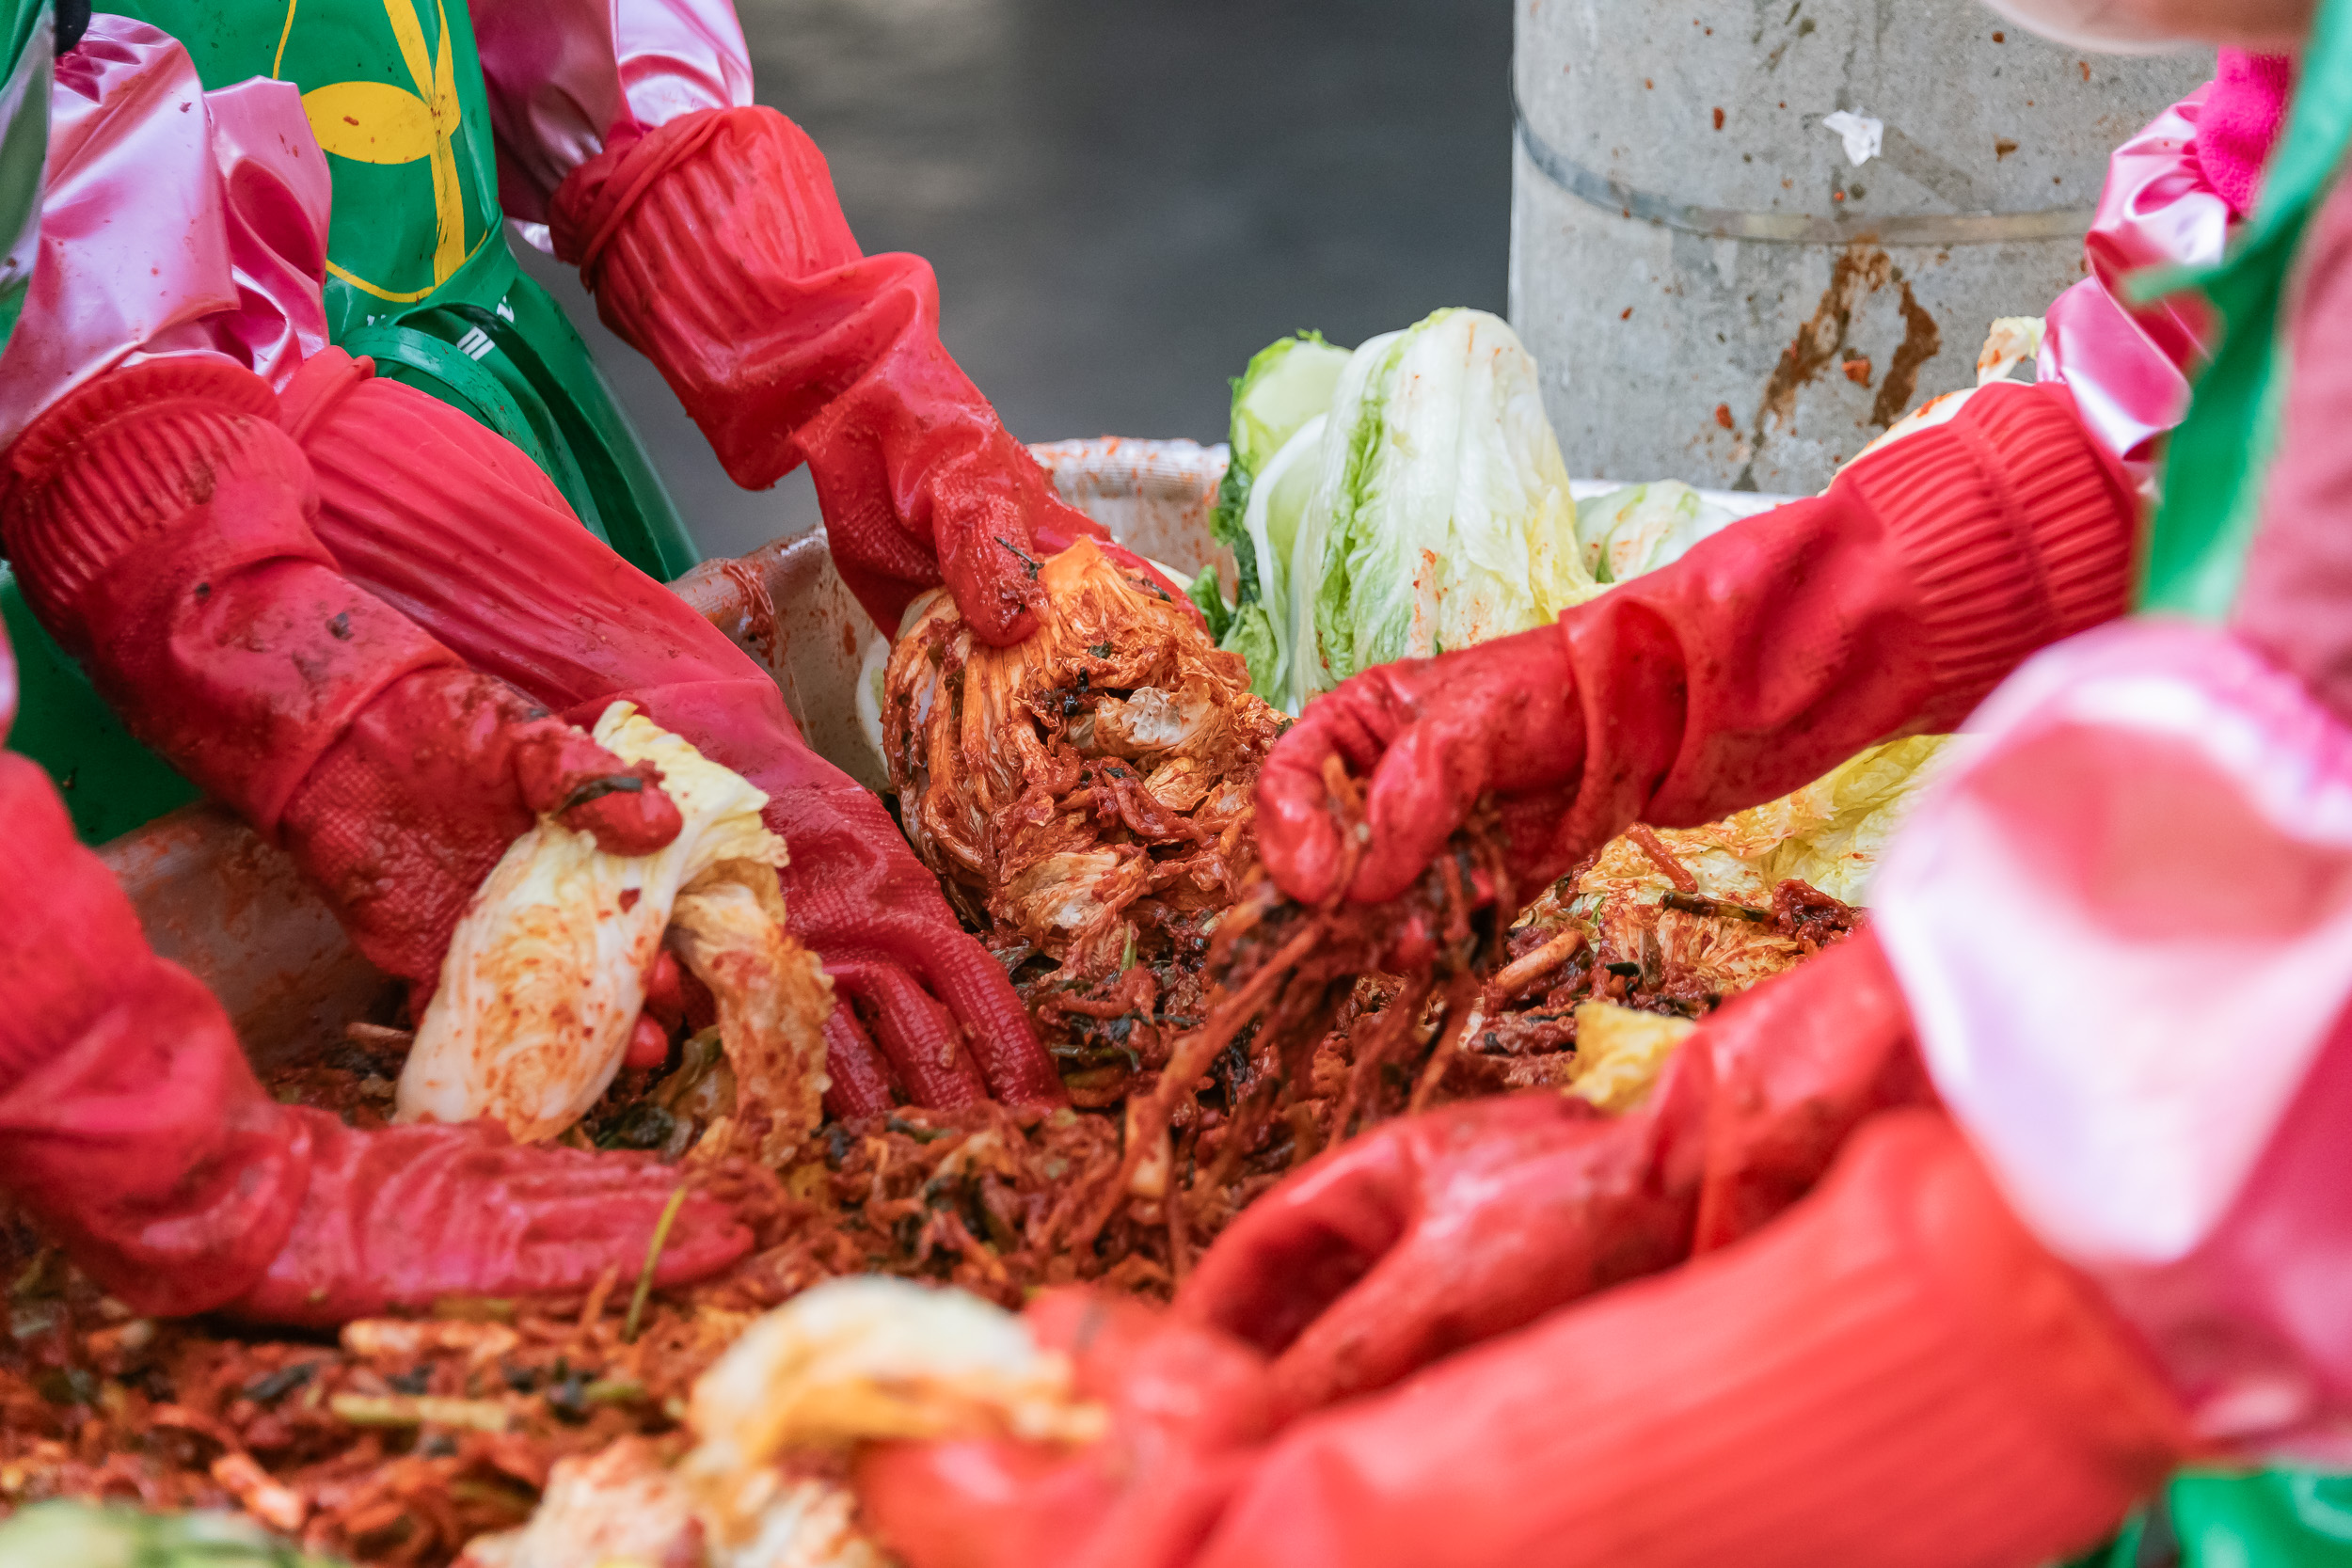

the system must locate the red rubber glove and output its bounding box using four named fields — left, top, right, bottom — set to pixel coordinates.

left=278, top=348, right=1063, bottom=1114
left=1260, top=381, right=2138, bottom=905
left=548, top=106, right=1177, bottom=647
left=0, top=360, right=682, bottom=991
left=858, top=1289, right=1276, bottom=1568
left=1177, top=930, right=1931, bottom=1417
left=866, top=1113, right=2195, bottom=1568
left=0, top=738, right=749, bottom=1325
